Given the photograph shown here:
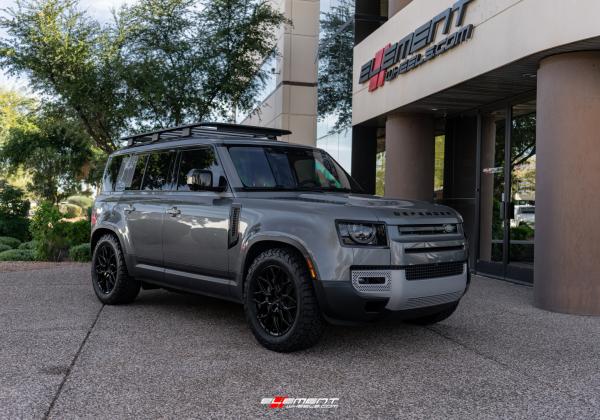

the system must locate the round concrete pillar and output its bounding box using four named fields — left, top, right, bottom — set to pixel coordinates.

left=384, top=113, right=434, bottom=200
left=534, top=52, right=600, bottom=315
left=388, top=0, right=413, bottom=17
